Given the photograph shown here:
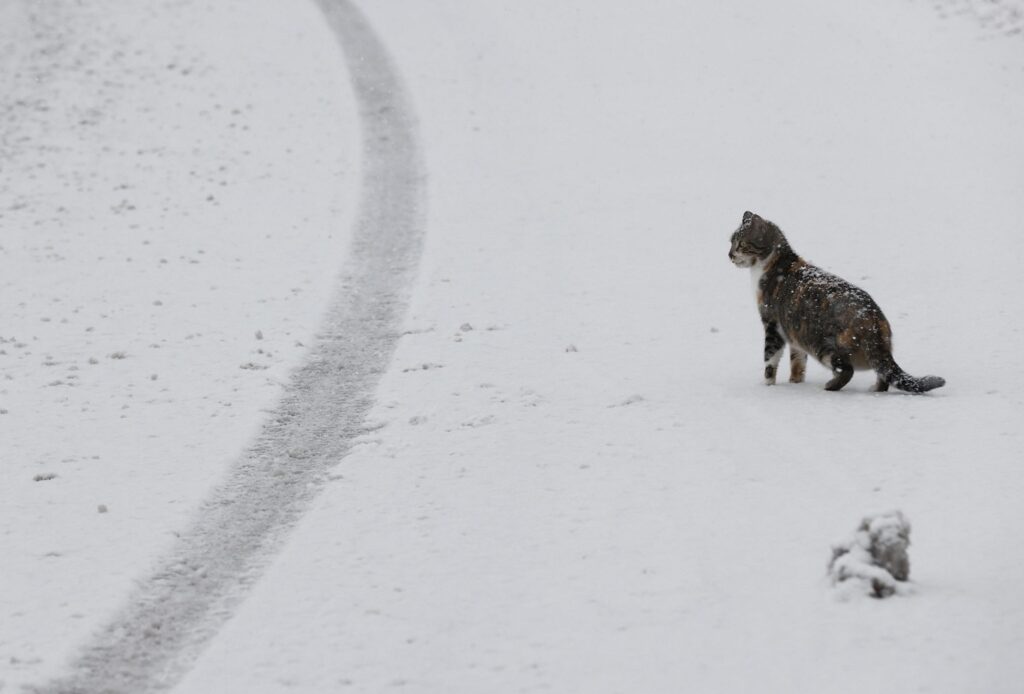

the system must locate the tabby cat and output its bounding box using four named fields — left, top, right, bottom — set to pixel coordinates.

left=728, top=211, right=944, bottom=393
